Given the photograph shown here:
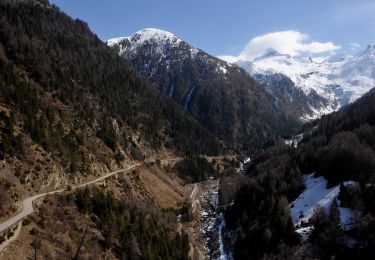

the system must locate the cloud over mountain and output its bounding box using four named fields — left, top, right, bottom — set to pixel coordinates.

left=220, top=31, right=341, bottom=62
